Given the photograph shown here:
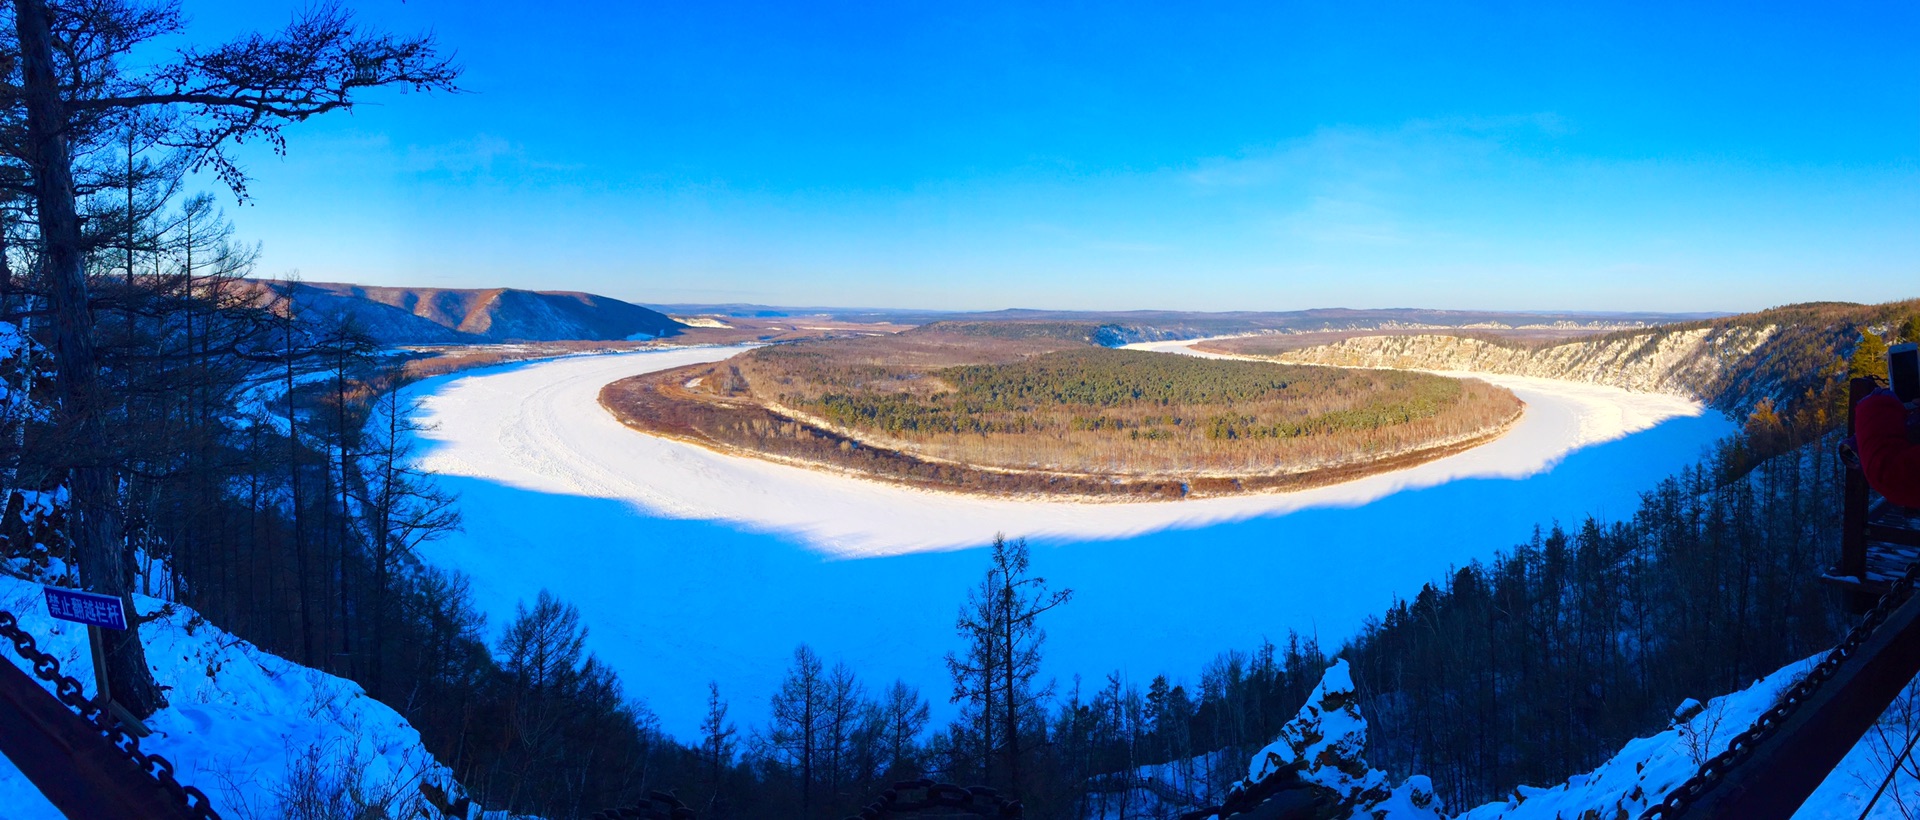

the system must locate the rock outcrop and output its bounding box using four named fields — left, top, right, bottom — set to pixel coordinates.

left=1261, top=326, right=1776, bottom=402
left=1200, top=660, right=1444, bottom=820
